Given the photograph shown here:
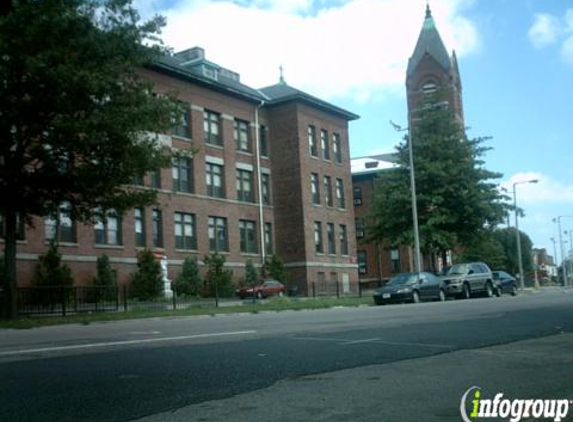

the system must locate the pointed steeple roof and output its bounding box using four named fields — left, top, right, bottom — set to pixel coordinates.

left=407, top=4, right=451, bottom=76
